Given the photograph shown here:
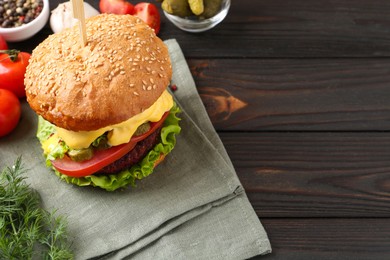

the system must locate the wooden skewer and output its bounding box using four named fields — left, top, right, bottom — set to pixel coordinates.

left=71, top=0, right=87, bottom=46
